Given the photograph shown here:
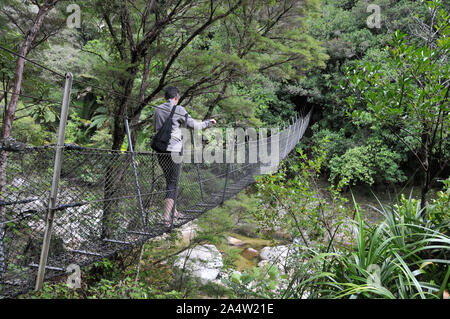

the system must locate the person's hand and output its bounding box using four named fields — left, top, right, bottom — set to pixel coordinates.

left=209, top=119, right=216, bottom=125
